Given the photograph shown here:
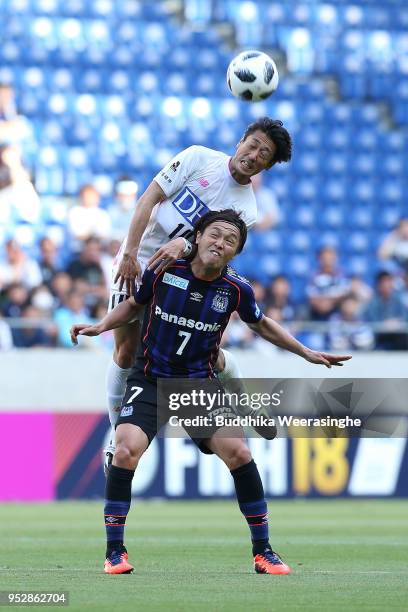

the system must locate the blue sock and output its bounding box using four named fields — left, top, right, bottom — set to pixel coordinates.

left=104, top=499, right=131, bottom=547
left=239, top=499, right=269, bottom=553
left=104, top=465, right=134, bottom=553
left=230, top=459, right=270, bottom=555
